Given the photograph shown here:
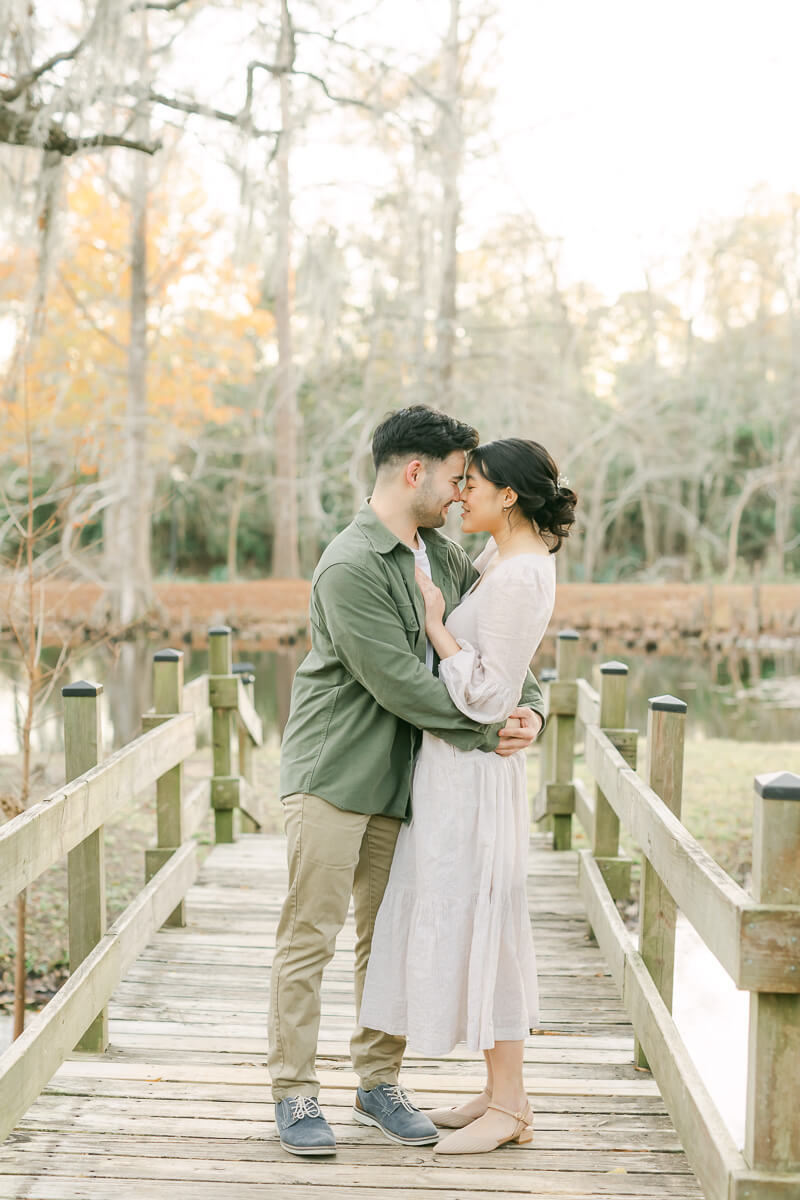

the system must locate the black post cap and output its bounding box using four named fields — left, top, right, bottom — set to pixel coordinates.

left=600, top=661, right=628, bottom=675
left=209, top=625, right=232, bottom=636
left=755, top=772, right=800, bottom=801
left=558, top=629, right=580, bottom=640
left=154, top=648, right=183, bottom=662
left=62, top=681, right=103, bottom=697
left=232, top=661, right=256, bottom=675
left=649, top=694, right=688, bottom=714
